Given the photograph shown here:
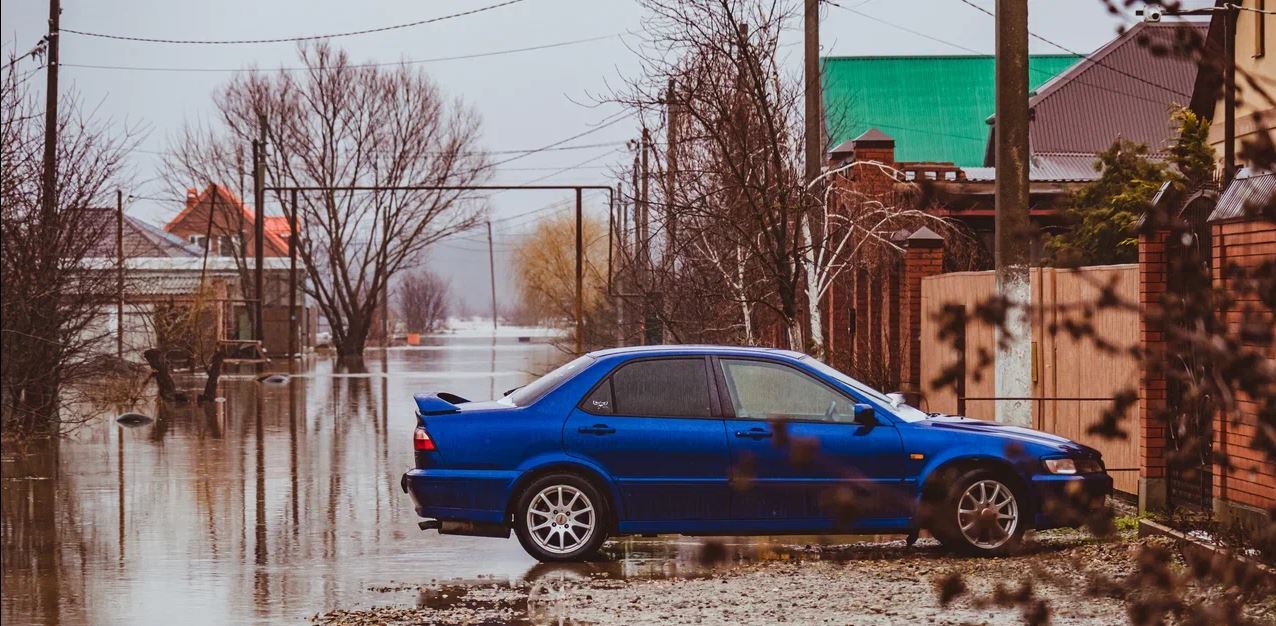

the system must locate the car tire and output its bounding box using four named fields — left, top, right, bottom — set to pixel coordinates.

left=513, top=473, right=610, bottom=562
left=930, top=469, right=1027, bottom=556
